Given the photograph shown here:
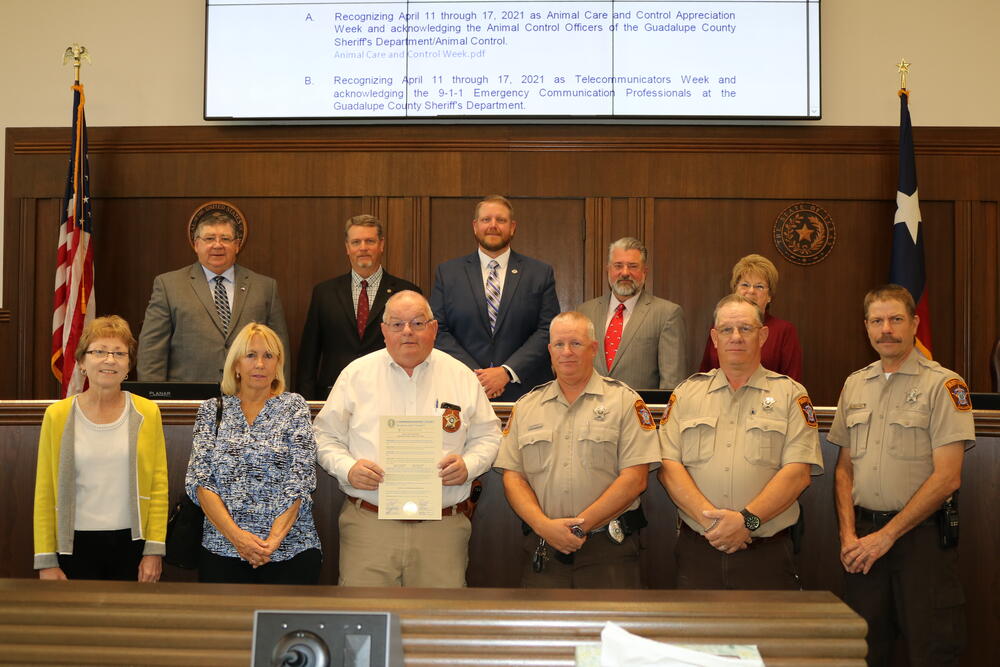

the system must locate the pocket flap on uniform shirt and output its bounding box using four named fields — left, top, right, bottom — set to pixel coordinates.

left=746, top=415, right=787, bottom=435
left=517, top=430, right=553, bottom=449
left=679, top=416, right=718, bottom=432
left=888, top=411, right=930, bottom=429
left=846, top=409, right=872, bottom=428
left=580, top=425, right=618, bottom=444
